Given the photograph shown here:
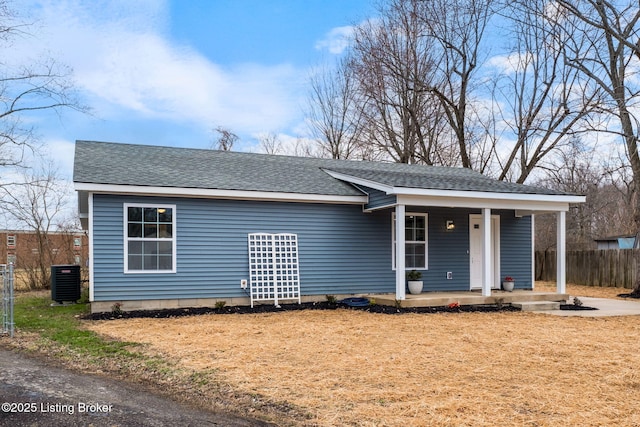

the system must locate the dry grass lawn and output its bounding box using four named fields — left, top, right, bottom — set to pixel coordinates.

left=88, top=283, right=640, bottom=426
